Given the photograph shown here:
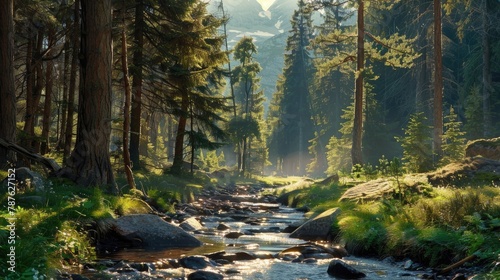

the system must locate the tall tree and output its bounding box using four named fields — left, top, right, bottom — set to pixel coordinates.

left=268, top=0, right=315, bottom=175
left=40, top=28, right=56, bottom=155
left=433, top=0, right=443, bottom=161
left=352, top=0, right=365, bottom=165
left=311, top=0, right=418, bottom=168
left=62, top=0, right=116, bottom=190
left=0, top=0, right=17, bottom=166
left=130, top=0, right=144, bottom=170
left=230, top=37, right=264, bottom=174
left=120, top=0, right=136, bottom=189
left=64, top=0, right=80, bottom=160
